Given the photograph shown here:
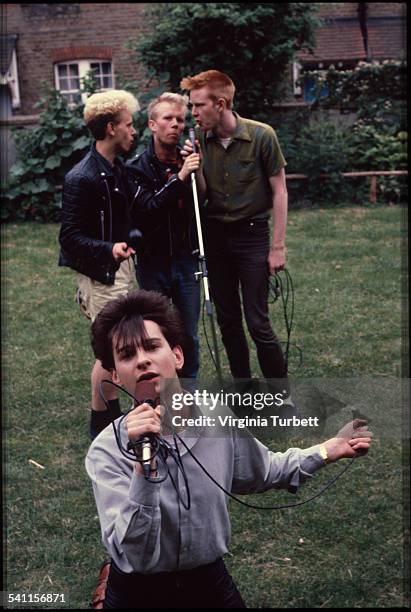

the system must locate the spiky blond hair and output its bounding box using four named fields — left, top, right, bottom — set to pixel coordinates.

left=84, top=90, right=139, bottom=123
left=84, top=90, right=139, bottom=139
